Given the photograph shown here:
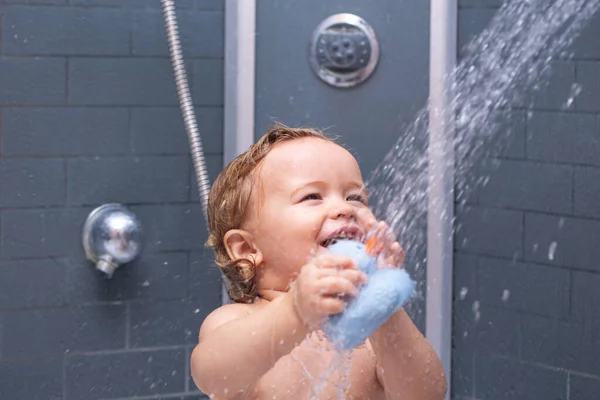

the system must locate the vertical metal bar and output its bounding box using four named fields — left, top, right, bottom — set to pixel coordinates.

left=222, top=0, right=256, bottom=305
left=427, top=0, right=457, bottom=397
